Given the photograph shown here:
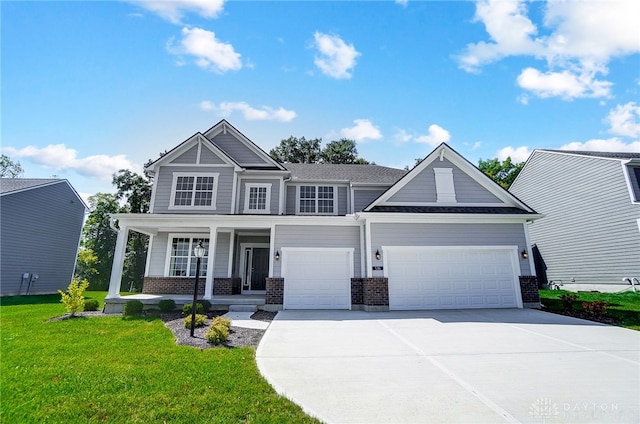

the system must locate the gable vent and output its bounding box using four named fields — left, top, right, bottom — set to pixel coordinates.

left=434, top=168, right=456, bottom=203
